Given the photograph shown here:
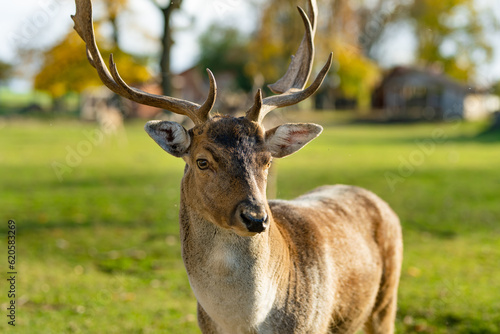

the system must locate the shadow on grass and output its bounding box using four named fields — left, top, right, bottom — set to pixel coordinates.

left=433, top=126, right=500, bottom=145
left=463, top=126, right=500, bottom=143
left=399, top=310, right=500, bottom=334
left=349, top=118, right=500, bottom=145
